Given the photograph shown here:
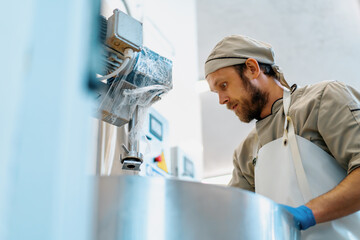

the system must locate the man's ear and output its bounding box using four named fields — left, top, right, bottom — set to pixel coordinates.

left=245, top=58, right=260, bottom=78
